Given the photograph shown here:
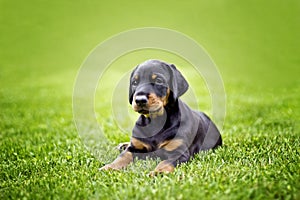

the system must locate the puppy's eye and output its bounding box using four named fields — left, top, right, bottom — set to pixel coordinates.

left=132, top=80, right=139, bottom=86
left=155, top=78, right=164, bottom=85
